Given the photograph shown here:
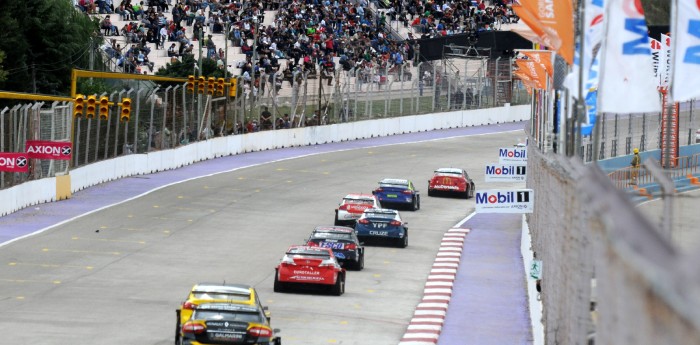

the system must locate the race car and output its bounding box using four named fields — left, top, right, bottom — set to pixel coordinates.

left=178, top=302, right=280, bottom=345
left=427, top=168, right=475, bottom=198
left=306, top=226, right=365, bottom=270
left=372, top=178, right=420, bottom=211
left=274, top=245, right=346, bottom=295
left=354, top=208, right=409, bottom=248
left=334, top=193, right=380, bottom=226
left=175, top=283, right=280, bottom=345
